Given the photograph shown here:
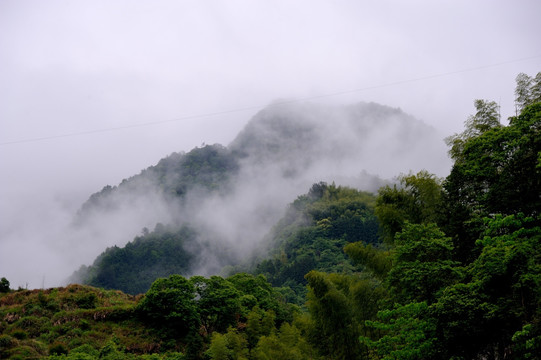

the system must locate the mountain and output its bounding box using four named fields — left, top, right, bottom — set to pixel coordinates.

left=4, top=81, right=539, bottom=360
left=69, top=101, right=450, bottom=293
